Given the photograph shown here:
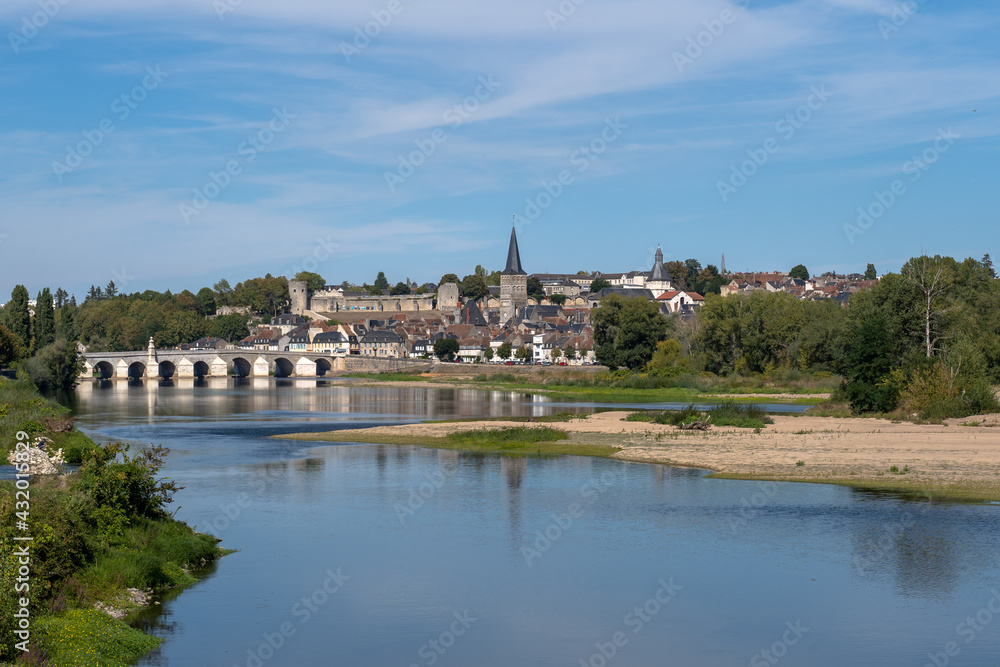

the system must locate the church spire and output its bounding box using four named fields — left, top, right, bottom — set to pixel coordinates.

left=648, top=244, right=667, bottom=281
left=502, top=220, right=525, bottom=275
